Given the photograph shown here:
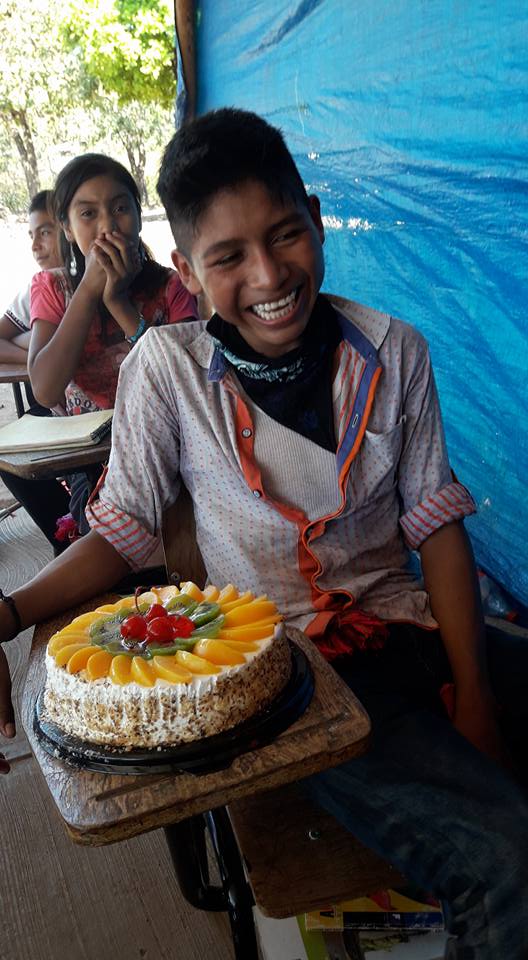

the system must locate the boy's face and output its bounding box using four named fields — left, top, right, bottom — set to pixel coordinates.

left=172, top=180, right=325, bottom=358
left=29, top=210, right=61, bottom=270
